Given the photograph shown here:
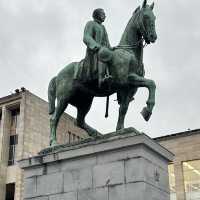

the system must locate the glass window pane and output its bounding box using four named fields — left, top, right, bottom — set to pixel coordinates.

left=10, top=109, right=20, bottom=135
left=183, top=160, right=200, bottom=200
left=8, top=135, right=18, bottom=166
left=168, top=164, right=177, bottom=200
